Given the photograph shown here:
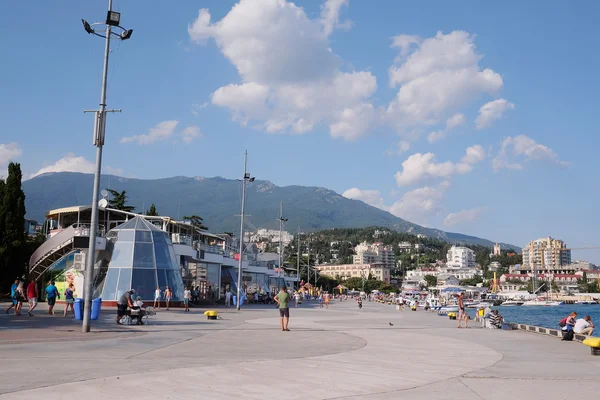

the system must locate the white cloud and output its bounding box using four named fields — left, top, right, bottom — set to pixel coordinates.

left=121, top=120, right=180, bottom=145
left=189, top=0, right=377, bottom=140
left=30, top=154, right=124, bottom=179
left=387, top=31, right=503, bottom=132
left=427, top=113, right=464, bottom=143
left=394, top=145, right=484, bottom=187
left=320, top=0, right=352, bottom=36
left=461, top=144, right=486, bottom=164
left=427, top=130, right=446, bottom=144
left=0, top=143, right=22, bottom=173
left=342, top=188, right=387, bottom=210
left=475, top=98, right=515, bottom=129
left=191, top=102, right=208, bottom=117
left=492, top=135, right=566, bottom=171
left=446, top=113, right=465, bottom=130
left=444, top=207, right=486, bottom=227
left=180, top=126, right=202, bottom=143
left=388, top=183, right=447, bottom=226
